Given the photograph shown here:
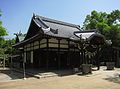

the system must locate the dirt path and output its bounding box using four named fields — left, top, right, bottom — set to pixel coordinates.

left=0, top=67, right=120, bottom=89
